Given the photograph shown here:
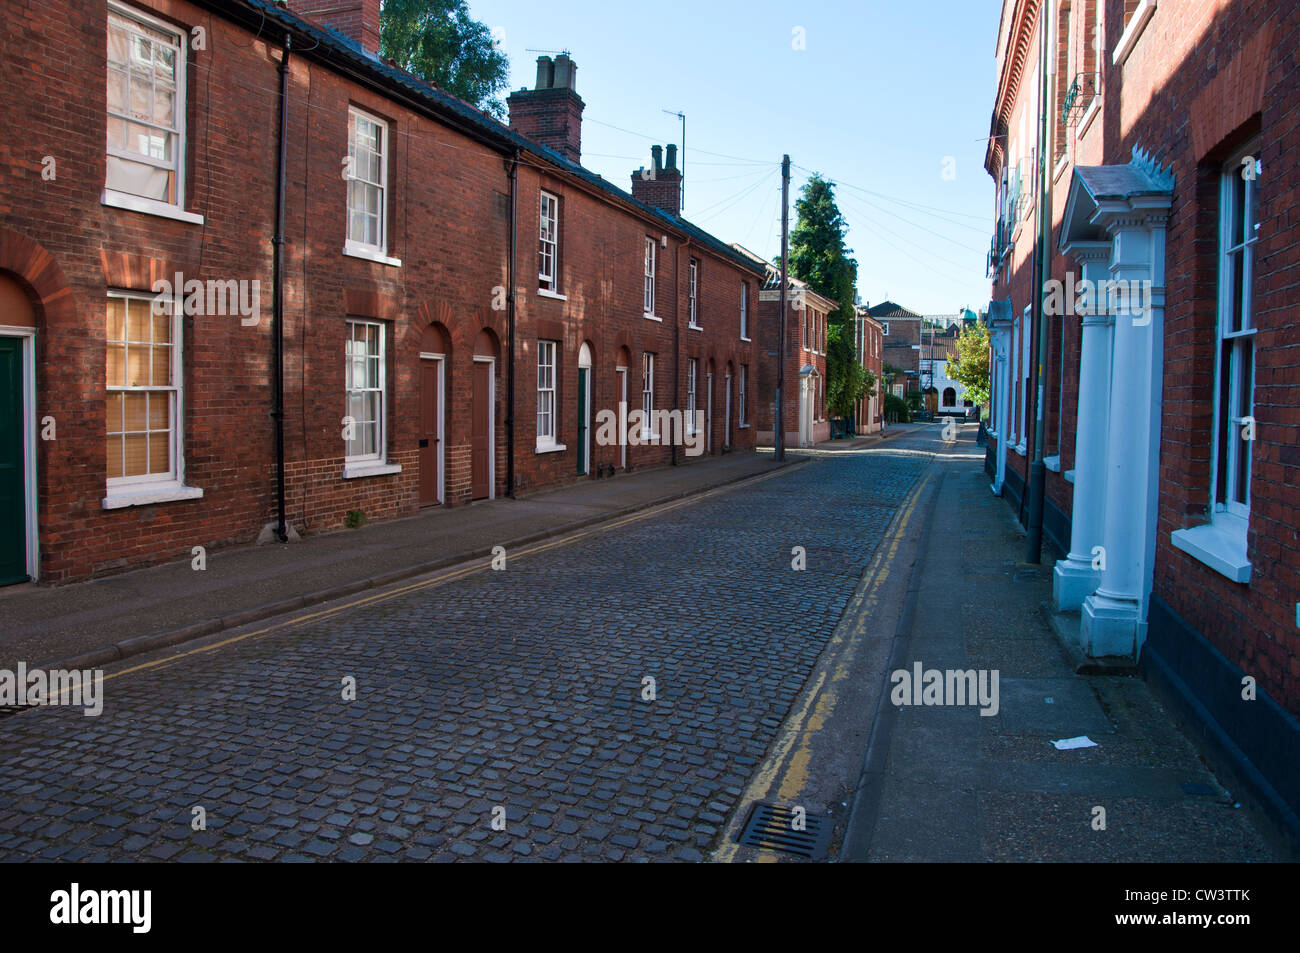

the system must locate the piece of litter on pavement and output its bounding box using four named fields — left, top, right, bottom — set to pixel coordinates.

left=1052, top=735, right=1098, bottom=750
